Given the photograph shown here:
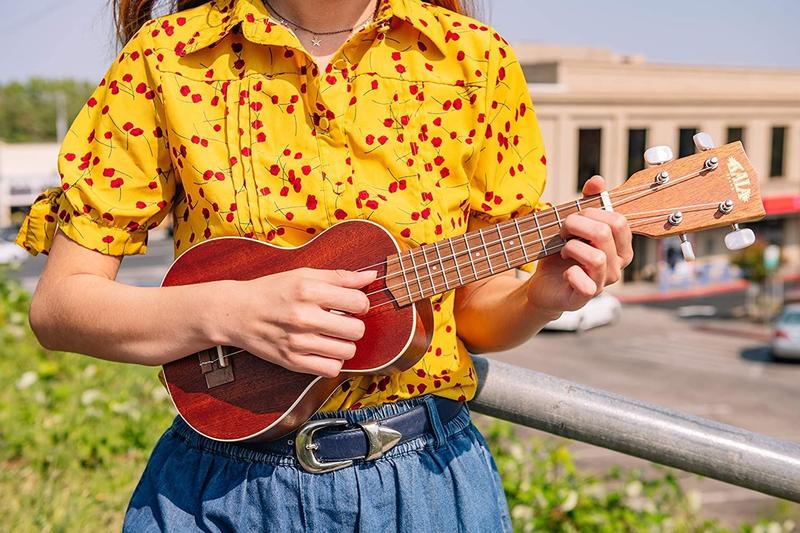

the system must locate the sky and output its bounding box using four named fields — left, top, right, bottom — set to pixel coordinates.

left=1, top=0, right=799, bottom=84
